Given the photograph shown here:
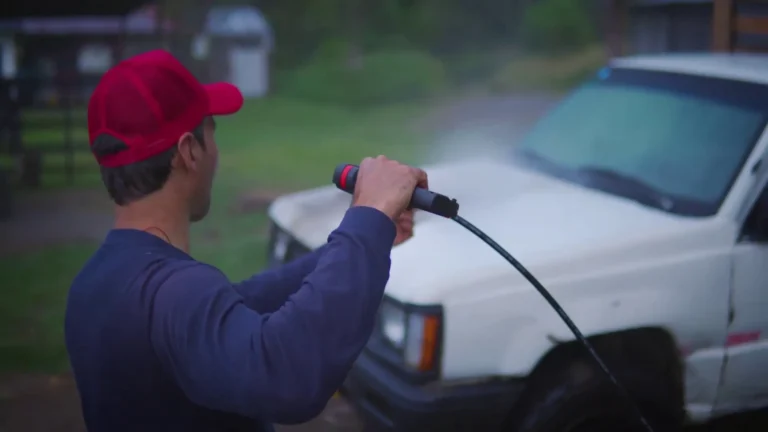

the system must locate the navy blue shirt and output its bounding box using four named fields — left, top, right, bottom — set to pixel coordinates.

left=65, top=206, right=395, bottom=432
